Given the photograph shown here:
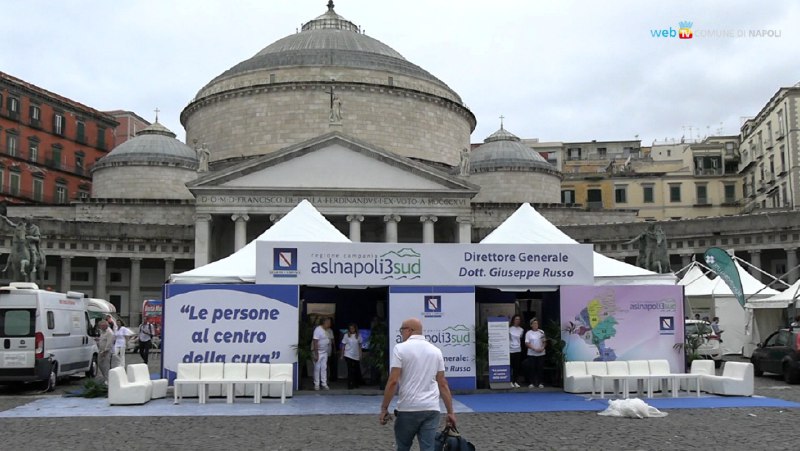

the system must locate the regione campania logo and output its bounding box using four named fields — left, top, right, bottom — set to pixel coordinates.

left=272, top=248, right=298, bottom=278
left=423, top=295, right=442, bottom=317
